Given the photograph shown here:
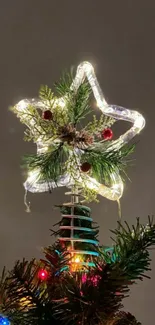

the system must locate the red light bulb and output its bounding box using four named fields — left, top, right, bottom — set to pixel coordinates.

left=38, top=269, right=48, bottom=281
